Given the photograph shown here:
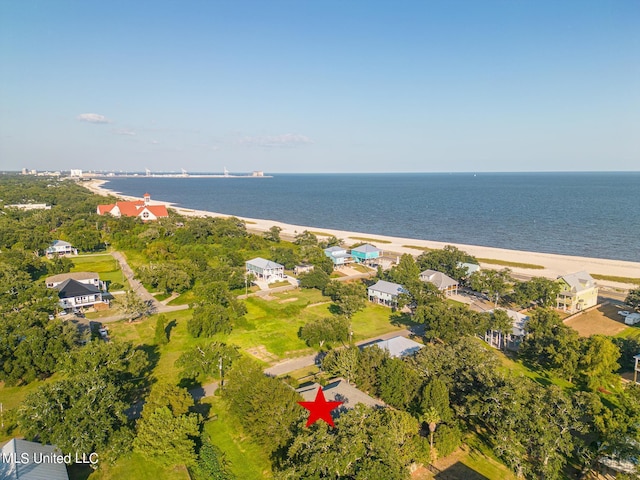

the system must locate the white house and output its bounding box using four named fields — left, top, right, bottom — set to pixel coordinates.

left=484, top=308, right=529, bottom=351
left=45, top=272, right=101, bottom=289
left=246, top=257, right=285, bottom=284
left=367, top=280, right=405, bottom=308
left=419, top=269, right=458, bottom=296
left=54, top=279, right=105, bottom=310
left=324, top=246, right=352, bottom=268
left=634, top=354, right=640, bottom=384
left=45, top=240, right=78, bottom=257
left=1, top=438, right=69, bottom=480
left=370, top=336, right=424, bottom=358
